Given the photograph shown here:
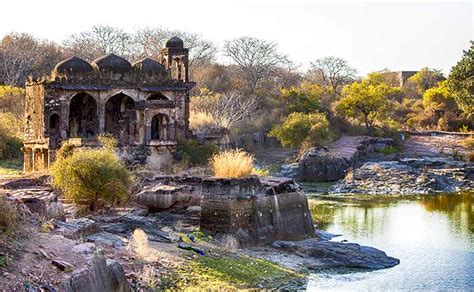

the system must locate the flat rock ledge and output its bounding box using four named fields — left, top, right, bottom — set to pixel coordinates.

left=330, top=158, right=474, bottom=195
left=272, top=238, right=400, bottom=270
